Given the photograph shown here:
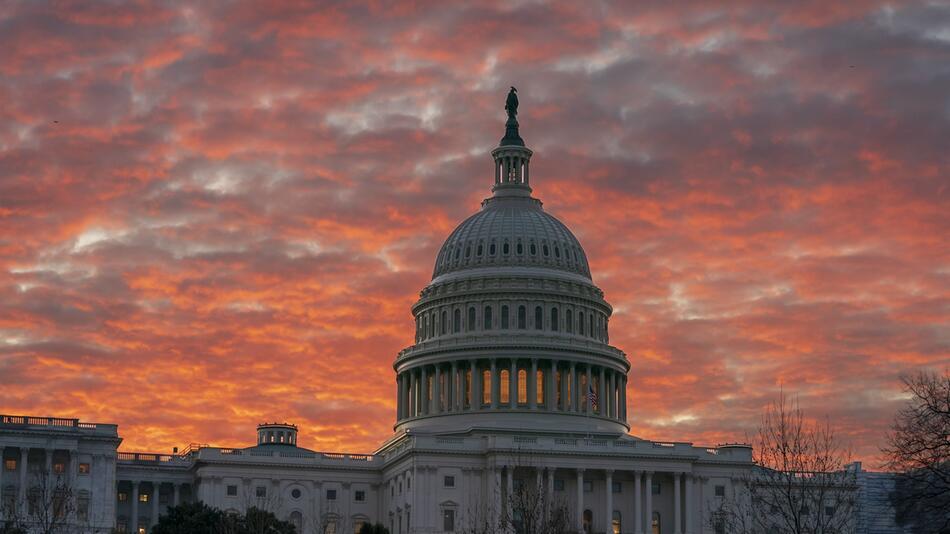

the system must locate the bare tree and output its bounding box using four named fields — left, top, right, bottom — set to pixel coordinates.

left=709, top=392, right=856, bottom=534
left=882, top=370, right=950, bottom=533
left=1, top=469, right=77, bottom=534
